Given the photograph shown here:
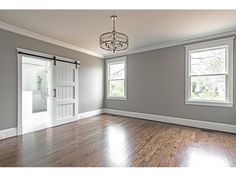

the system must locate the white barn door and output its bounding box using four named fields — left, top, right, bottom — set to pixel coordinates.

left=53, top=61, right=78, bottom=126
